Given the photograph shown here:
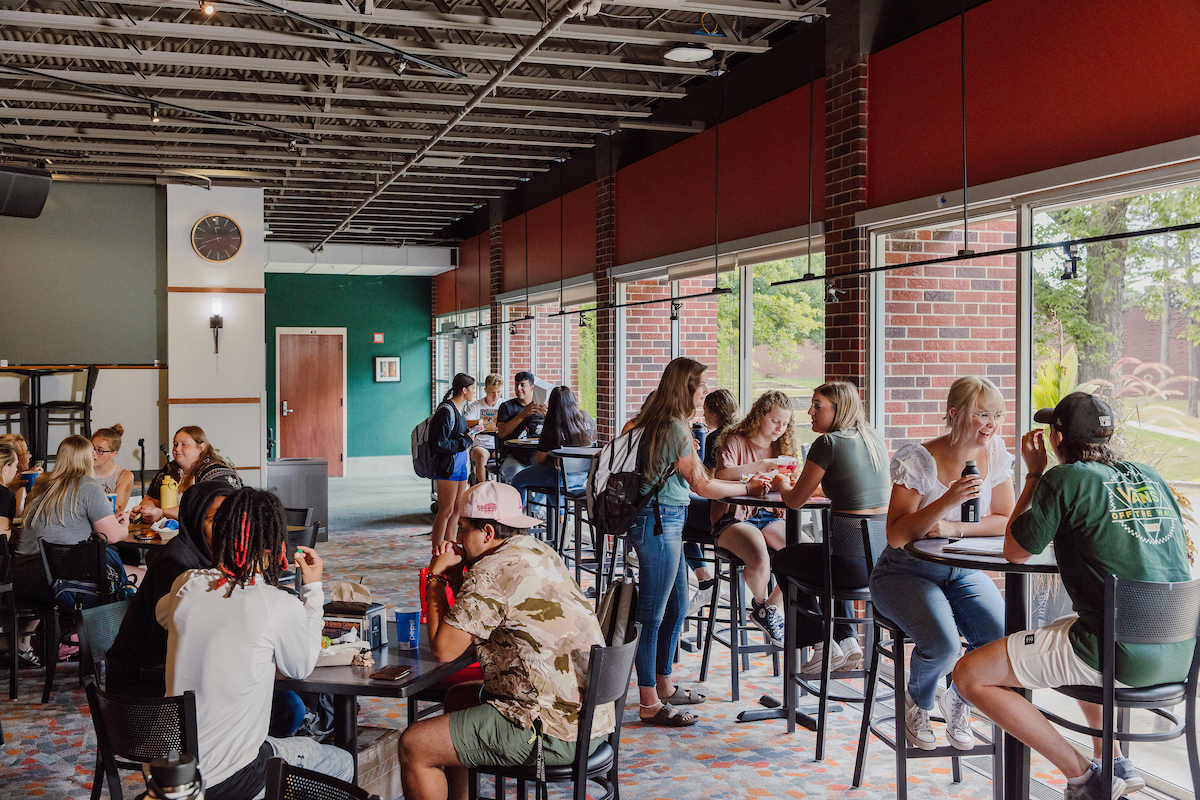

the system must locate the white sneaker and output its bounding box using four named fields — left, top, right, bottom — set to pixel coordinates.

left=936, top=683, right=975, bottom=750
left=802, top=640, right=847, bottom=674
left=904, top=691, right=937, bottom=750
left=839, top=636, right=864, bottom=670
left=688, top=579, right=715, bottom=615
